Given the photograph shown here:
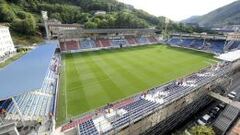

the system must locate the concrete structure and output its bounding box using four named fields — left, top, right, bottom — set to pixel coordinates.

left=0, top=122, right=19, bottom=135
left=59, top=29, right=157, bottom=39
left=213, top=105, right=239, bottom=135
left=0, top=26, right=15, bottom=58
left=40, top=11, right=83, bottom=39
left=216, top=50, right=240, bottom=62
left=46, top=19, right=83, bottom=39
left=94, top=11, right=106, bottom=16
left=227, top=32, right=240, bottom=41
